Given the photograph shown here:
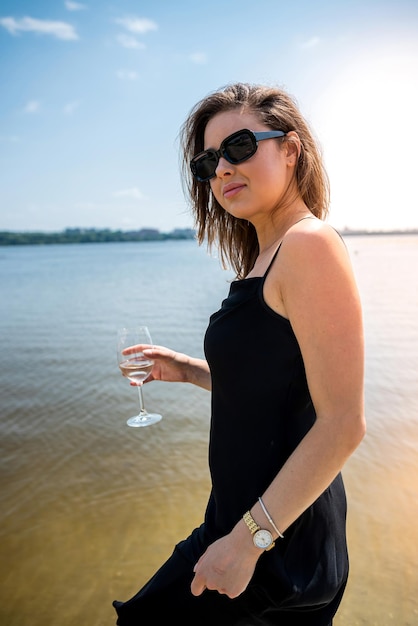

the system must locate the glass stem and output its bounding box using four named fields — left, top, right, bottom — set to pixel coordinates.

left=137, top=385, right=147, bottom=415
